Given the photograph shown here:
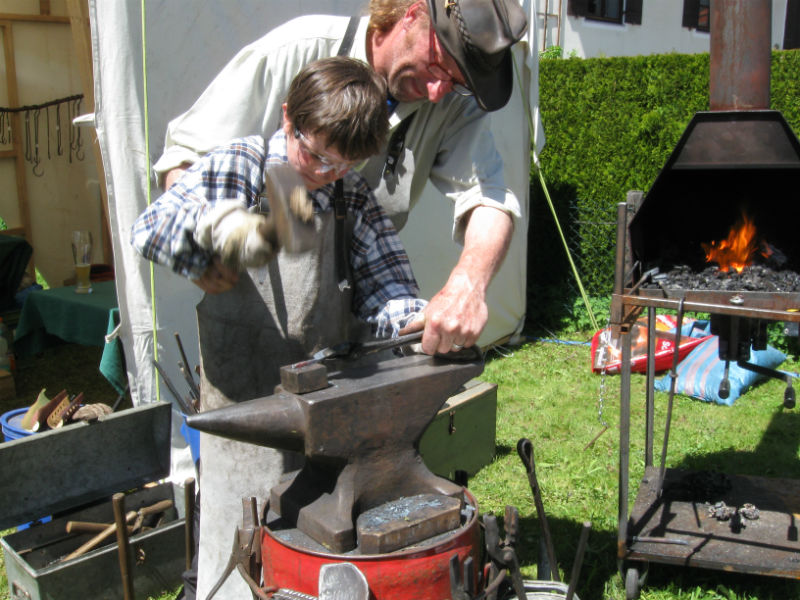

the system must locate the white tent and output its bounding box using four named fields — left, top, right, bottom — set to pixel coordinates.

left=88, top=0, right=542, bottom=480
